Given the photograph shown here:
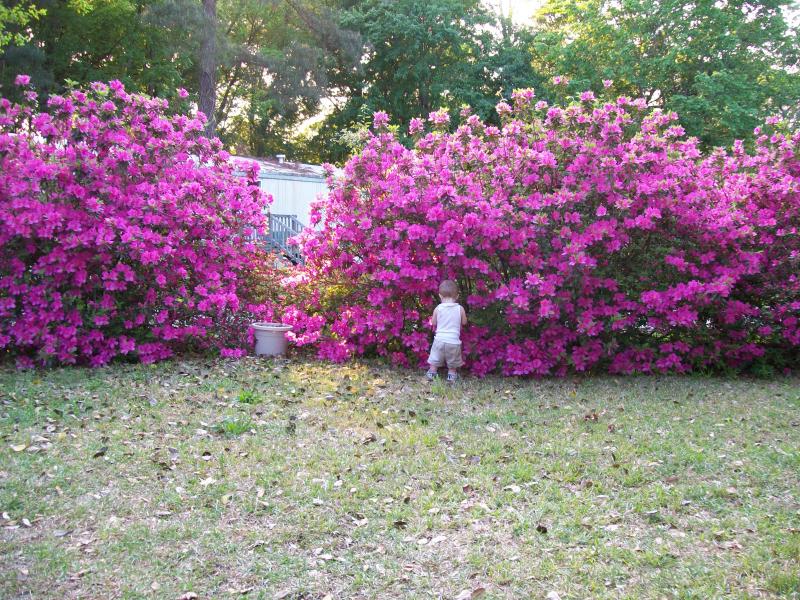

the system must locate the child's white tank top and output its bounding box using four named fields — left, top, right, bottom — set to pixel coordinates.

left=434, top=302, right=462, bottom=345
